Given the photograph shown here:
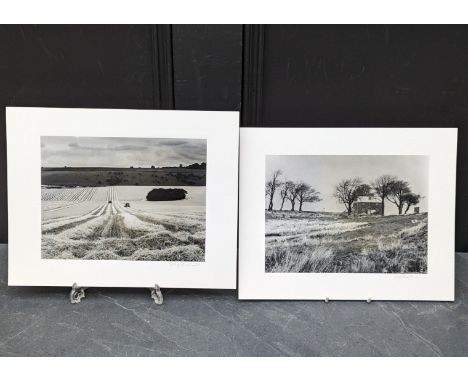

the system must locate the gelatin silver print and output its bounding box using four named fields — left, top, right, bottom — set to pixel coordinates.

left=41, top=136, right=206, bottom=261
left=265, top=155, right=428, bottom=273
